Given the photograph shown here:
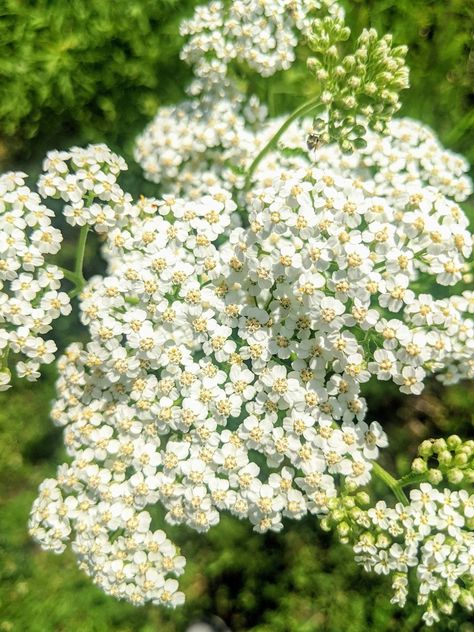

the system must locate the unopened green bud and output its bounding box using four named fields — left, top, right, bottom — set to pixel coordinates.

left=364, top=81, right=377, bottom=96
left=312, top=117, right=326, bottom=133
left=307, top=57, right=320, bottom=72
left=433, top=438, right=447, bottom=453
left=419, top=440, right=433, bottom=458
left=379, top=71, right=393, bottom=84
left=438, top=598, right=454, bottom=615
left=372, top=120, right=385, bottom=132
left=459, top=588, right=474, bottom=610
left=332, top=509, right=345, bottom=523
left=345, top=480, right=358, bottom=495
left=340, top=27, right=351, bottom=41
left=341, top=126, right=354, bottom=138
left=320, top=517, right=331, bottom=532
left=340, top=139, right=353, bottom=154
left=352, top=124, right=366, bottom=136
left=448, top=584, right=461, bottom=603
left=465, top=469, right=474, bottom=485
left=327, top=497, right=340, bottom=511
left=306, top=17, right=409, bottom=156
left=355, top=491, right=370, bottom=506
left=358, top=29, right=373, bottom=44
left=381, top=90, right=397, bottom=105
left=412, top=457, right=427, bottom=474
left=376, top=534, right=390, bottom=549
left=438, top=450, right=453, bottom=466
left=385, top=59, right=398, bottom=73
left=428, top=469, right=443, bottom=484
left=316, top=68, right=329, bottom=81
left=347, top=76, right=361, bottom=89
left=348, top=506, right=360, bottom=520
left=321, top=91, right=333, bottom=105
left=342, top=115, right=355, bottom=125
left=355, top=48, right=368, bottom=63
left=341, top=95, right=357, bottom=109
left=454, top=452, right=468, bottom=467
left=343, top=496, right=356, bottom=510
left=337, top=521, right=350, bottom=538
left=393, top=45, right=408, bottom=57
left=342, top=55, right=356, bottom=69
left=320, top=131, right=331, bottom=145
left=446, top=434, right=462, bottom=450
left=447, top=468, right=463, bottom=484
